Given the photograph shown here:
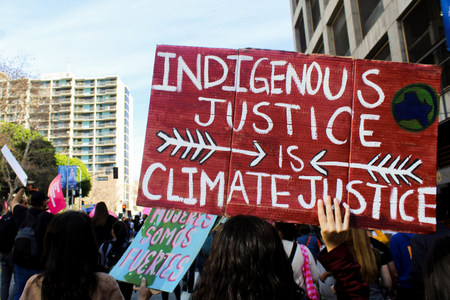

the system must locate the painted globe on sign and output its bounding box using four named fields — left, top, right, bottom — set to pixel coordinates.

left=391, top=83, right=439, bottom=133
